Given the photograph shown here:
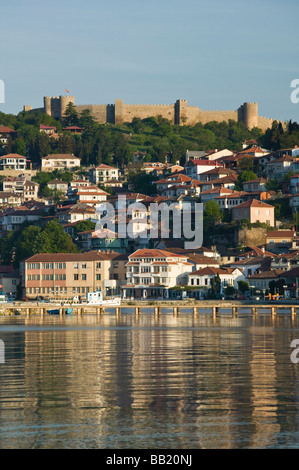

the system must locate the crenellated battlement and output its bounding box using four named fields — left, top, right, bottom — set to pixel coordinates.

left=24, top=95, right=283, bottom=130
